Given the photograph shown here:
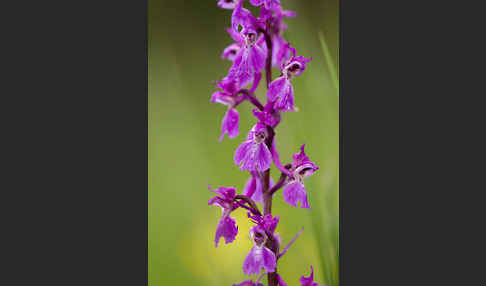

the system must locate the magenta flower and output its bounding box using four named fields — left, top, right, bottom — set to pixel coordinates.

left=300, top=266, right=326, bottom=286
left=243, top=172, right=274, bottom=204
left=282, top=144, right=318, bottom=208
left=234, top=122, right=272, bottom=172
left=243, top=224, right=277, bottom=275
left=218, top=0, right=238, bottom=10
left=208, top=185, right=239, bottom=247
left=227, top=26, right=267, bottom=87
left=211, top=79, right=240, bottom=141
left=267, top=50, right=312, bottom=112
